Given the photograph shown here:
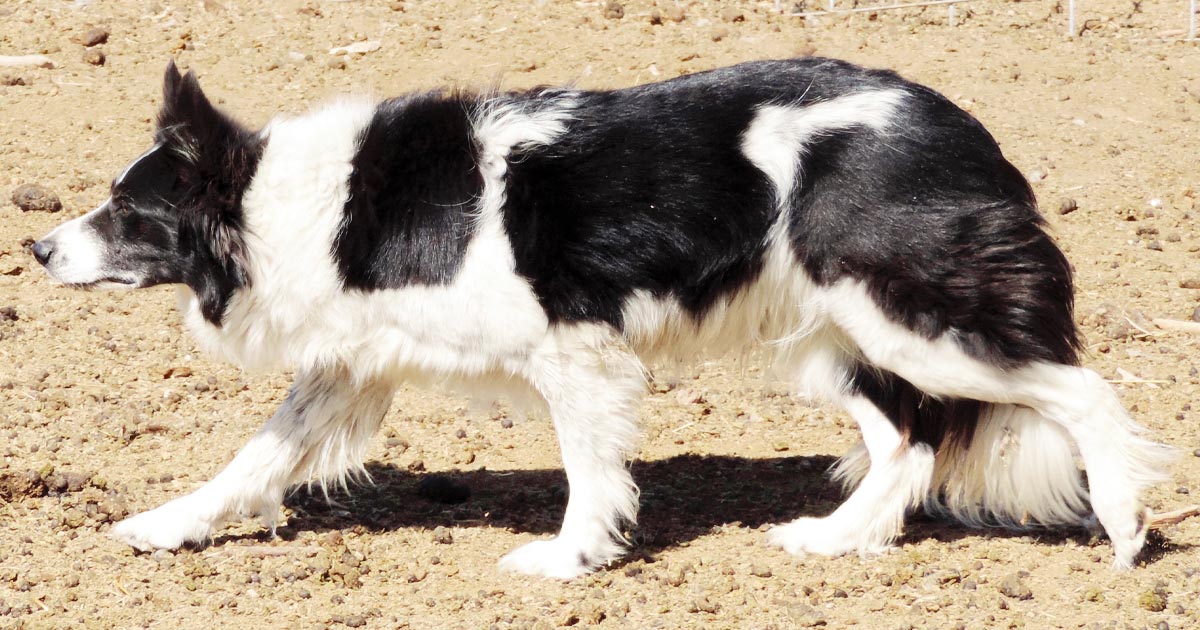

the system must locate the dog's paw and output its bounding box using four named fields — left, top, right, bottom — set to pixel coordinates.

left=111, top=501, right=213, bottom=551
left=498, top=539, right=597, bottom=580
left=767, top=517, right=889, bottom=558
